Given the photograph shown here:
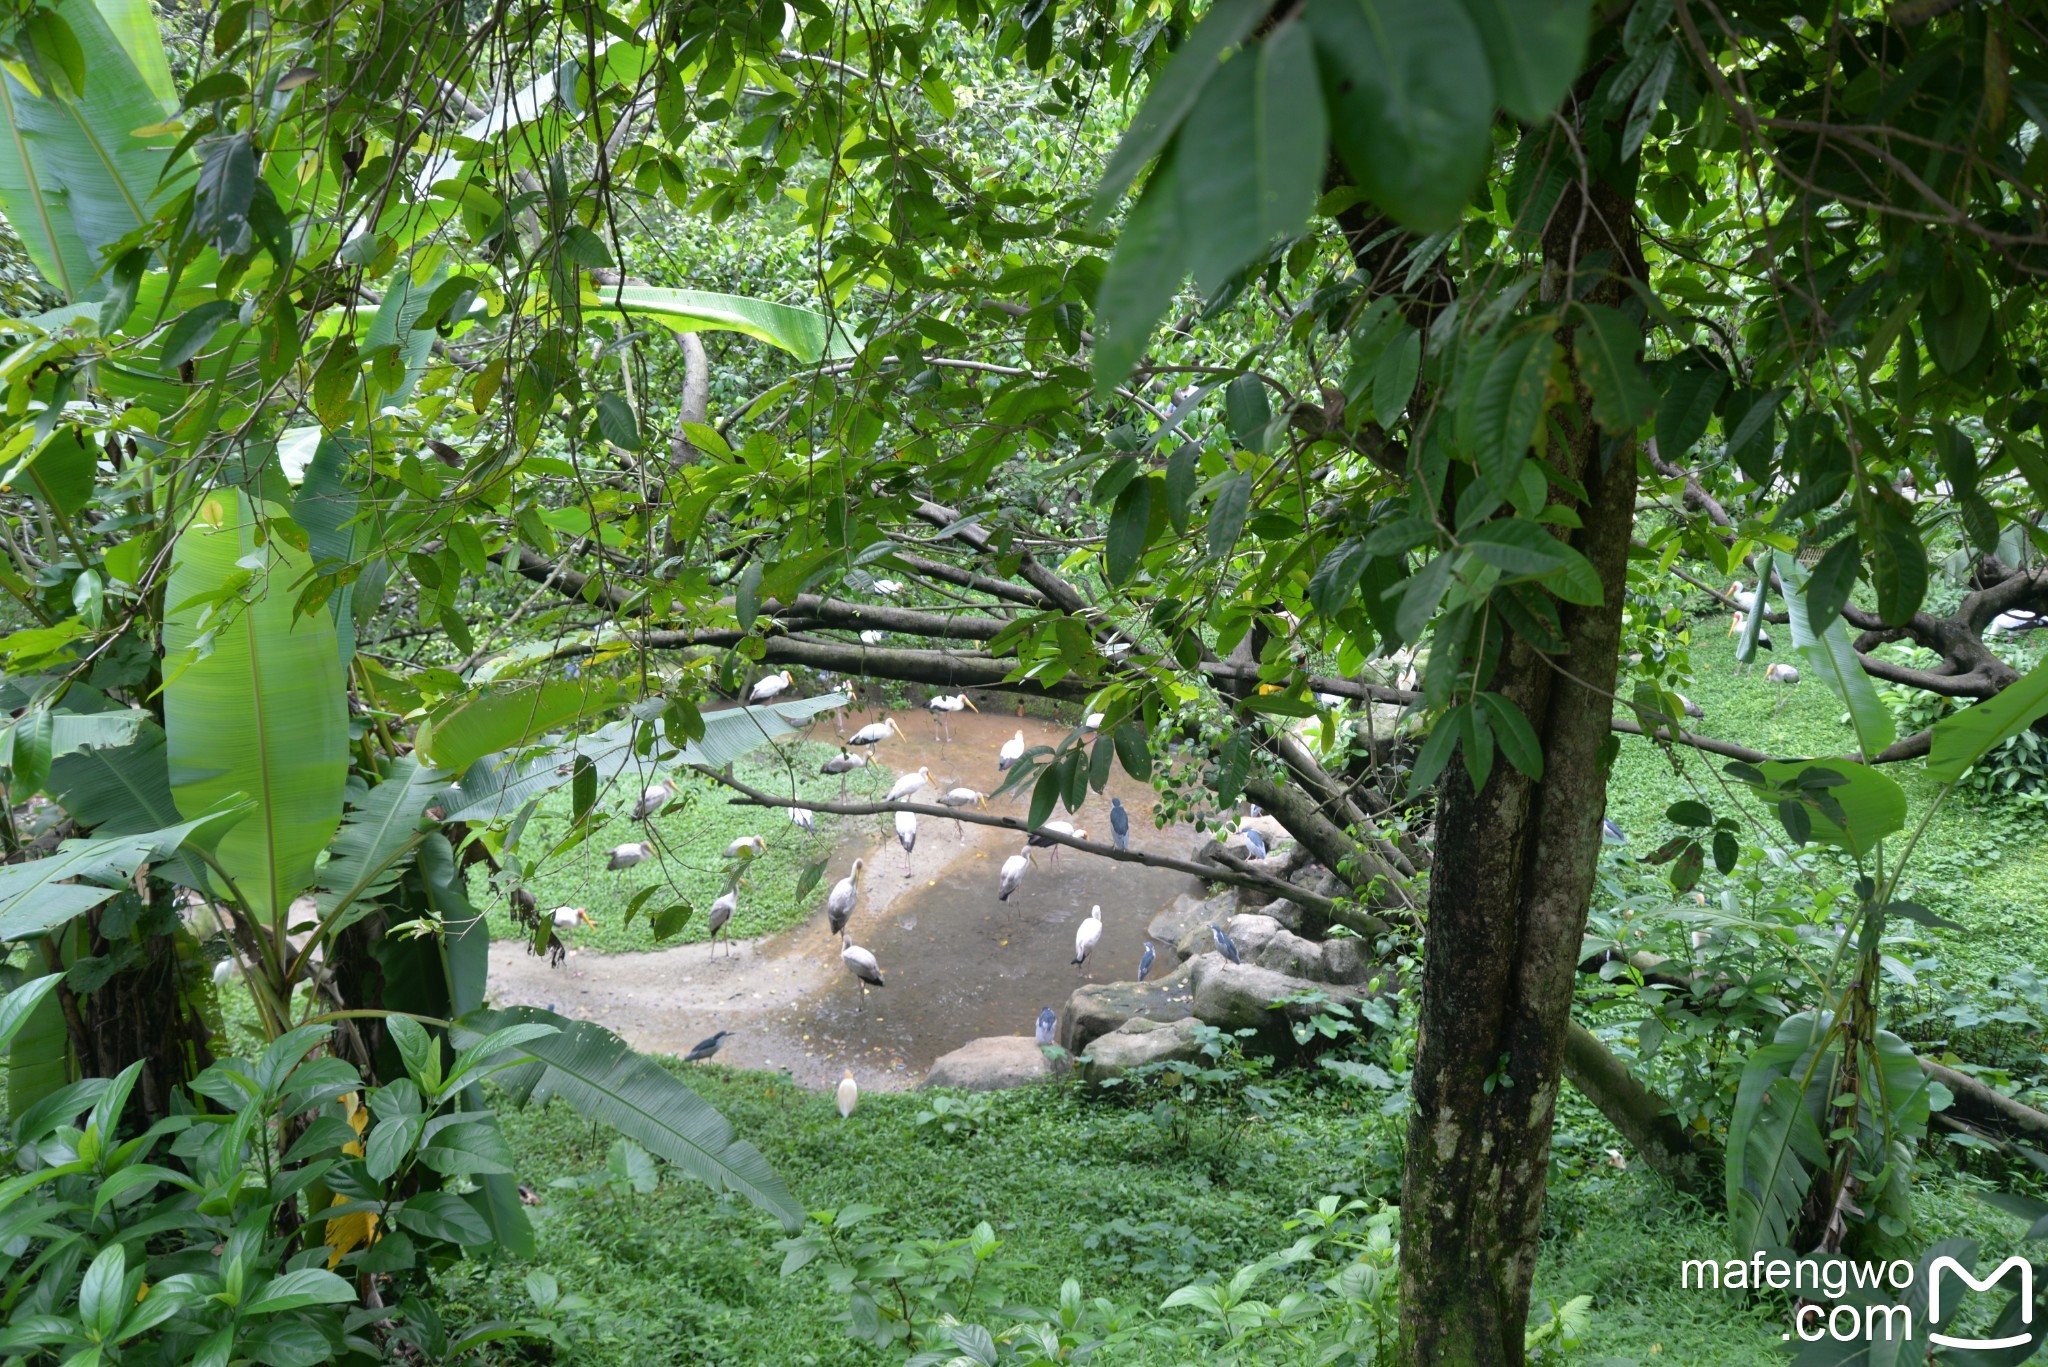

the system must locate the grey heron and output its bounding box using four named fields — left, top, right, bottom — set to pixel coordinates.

left=1211, top=924, right=1242, bottom=963
left=684, top=1030, right=733, bottom=1062
left=1601, top=817, right=1626, bottom=845
left=1138, top=940, right=1156, bottom=981
left=1035, top=1007, right=1056, bottom=1045
left=1109, top=797, right=1129, bottom=851
left=1239, top=828, right=1268, bottom=860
